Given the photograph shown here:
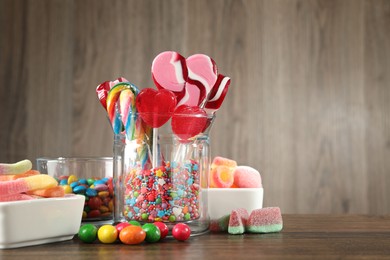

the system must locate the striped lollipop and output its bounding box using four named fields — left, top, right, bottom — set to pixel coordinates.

left=205, top=74, right=231, bottom=115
